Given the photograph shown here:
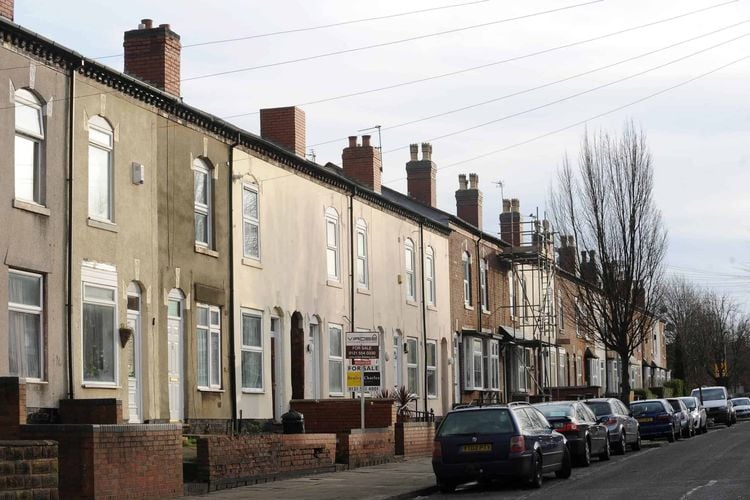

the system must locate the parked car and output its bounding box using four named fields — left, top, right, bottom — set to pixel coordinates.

left=629, top=399, right=680, bottom=442
left=583, top=398, right=641, bottom=454
left=679, top=396, right=708, bottom=434
left=690, top=386, right=734, bottom=426
left=533, top=401, right=609, bottom=466
left=432, top=404, right=572, bottom=492
left=730, top=397, right=750, bottom=420
left=667, top=398, right=694, bottom=438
